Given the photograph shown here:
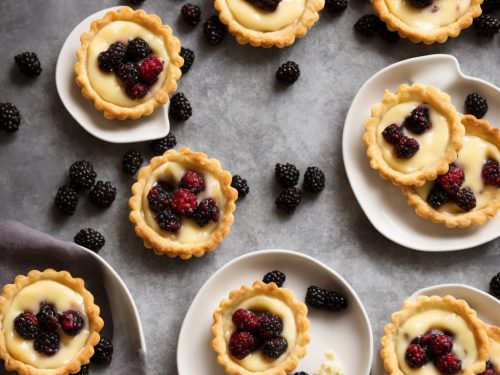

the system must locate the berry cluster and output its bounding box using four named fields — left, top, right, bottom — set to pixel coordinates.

left=305, top=285, right=348, bottom=312
left=74, top=228, right=106, bottom=253
left=354, top=14, right=399, bottom=43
